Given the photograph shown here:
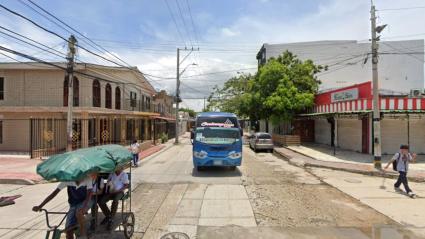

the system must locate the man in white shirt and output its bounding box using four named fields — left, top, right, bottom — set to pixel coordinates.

left=98, top=166, right=129, bottom=230
left=32, top=173, right=97, bottom=239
